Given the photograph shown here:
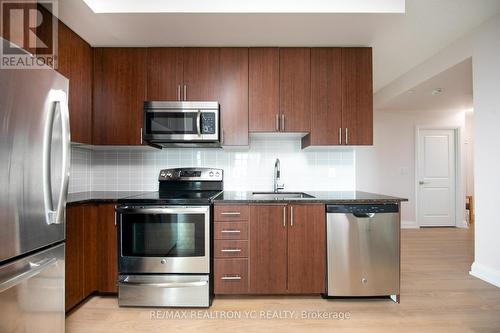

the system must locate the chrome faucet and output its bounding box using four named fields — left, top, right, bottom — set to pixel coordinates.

left=273, top=158, right=285, bottom=193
